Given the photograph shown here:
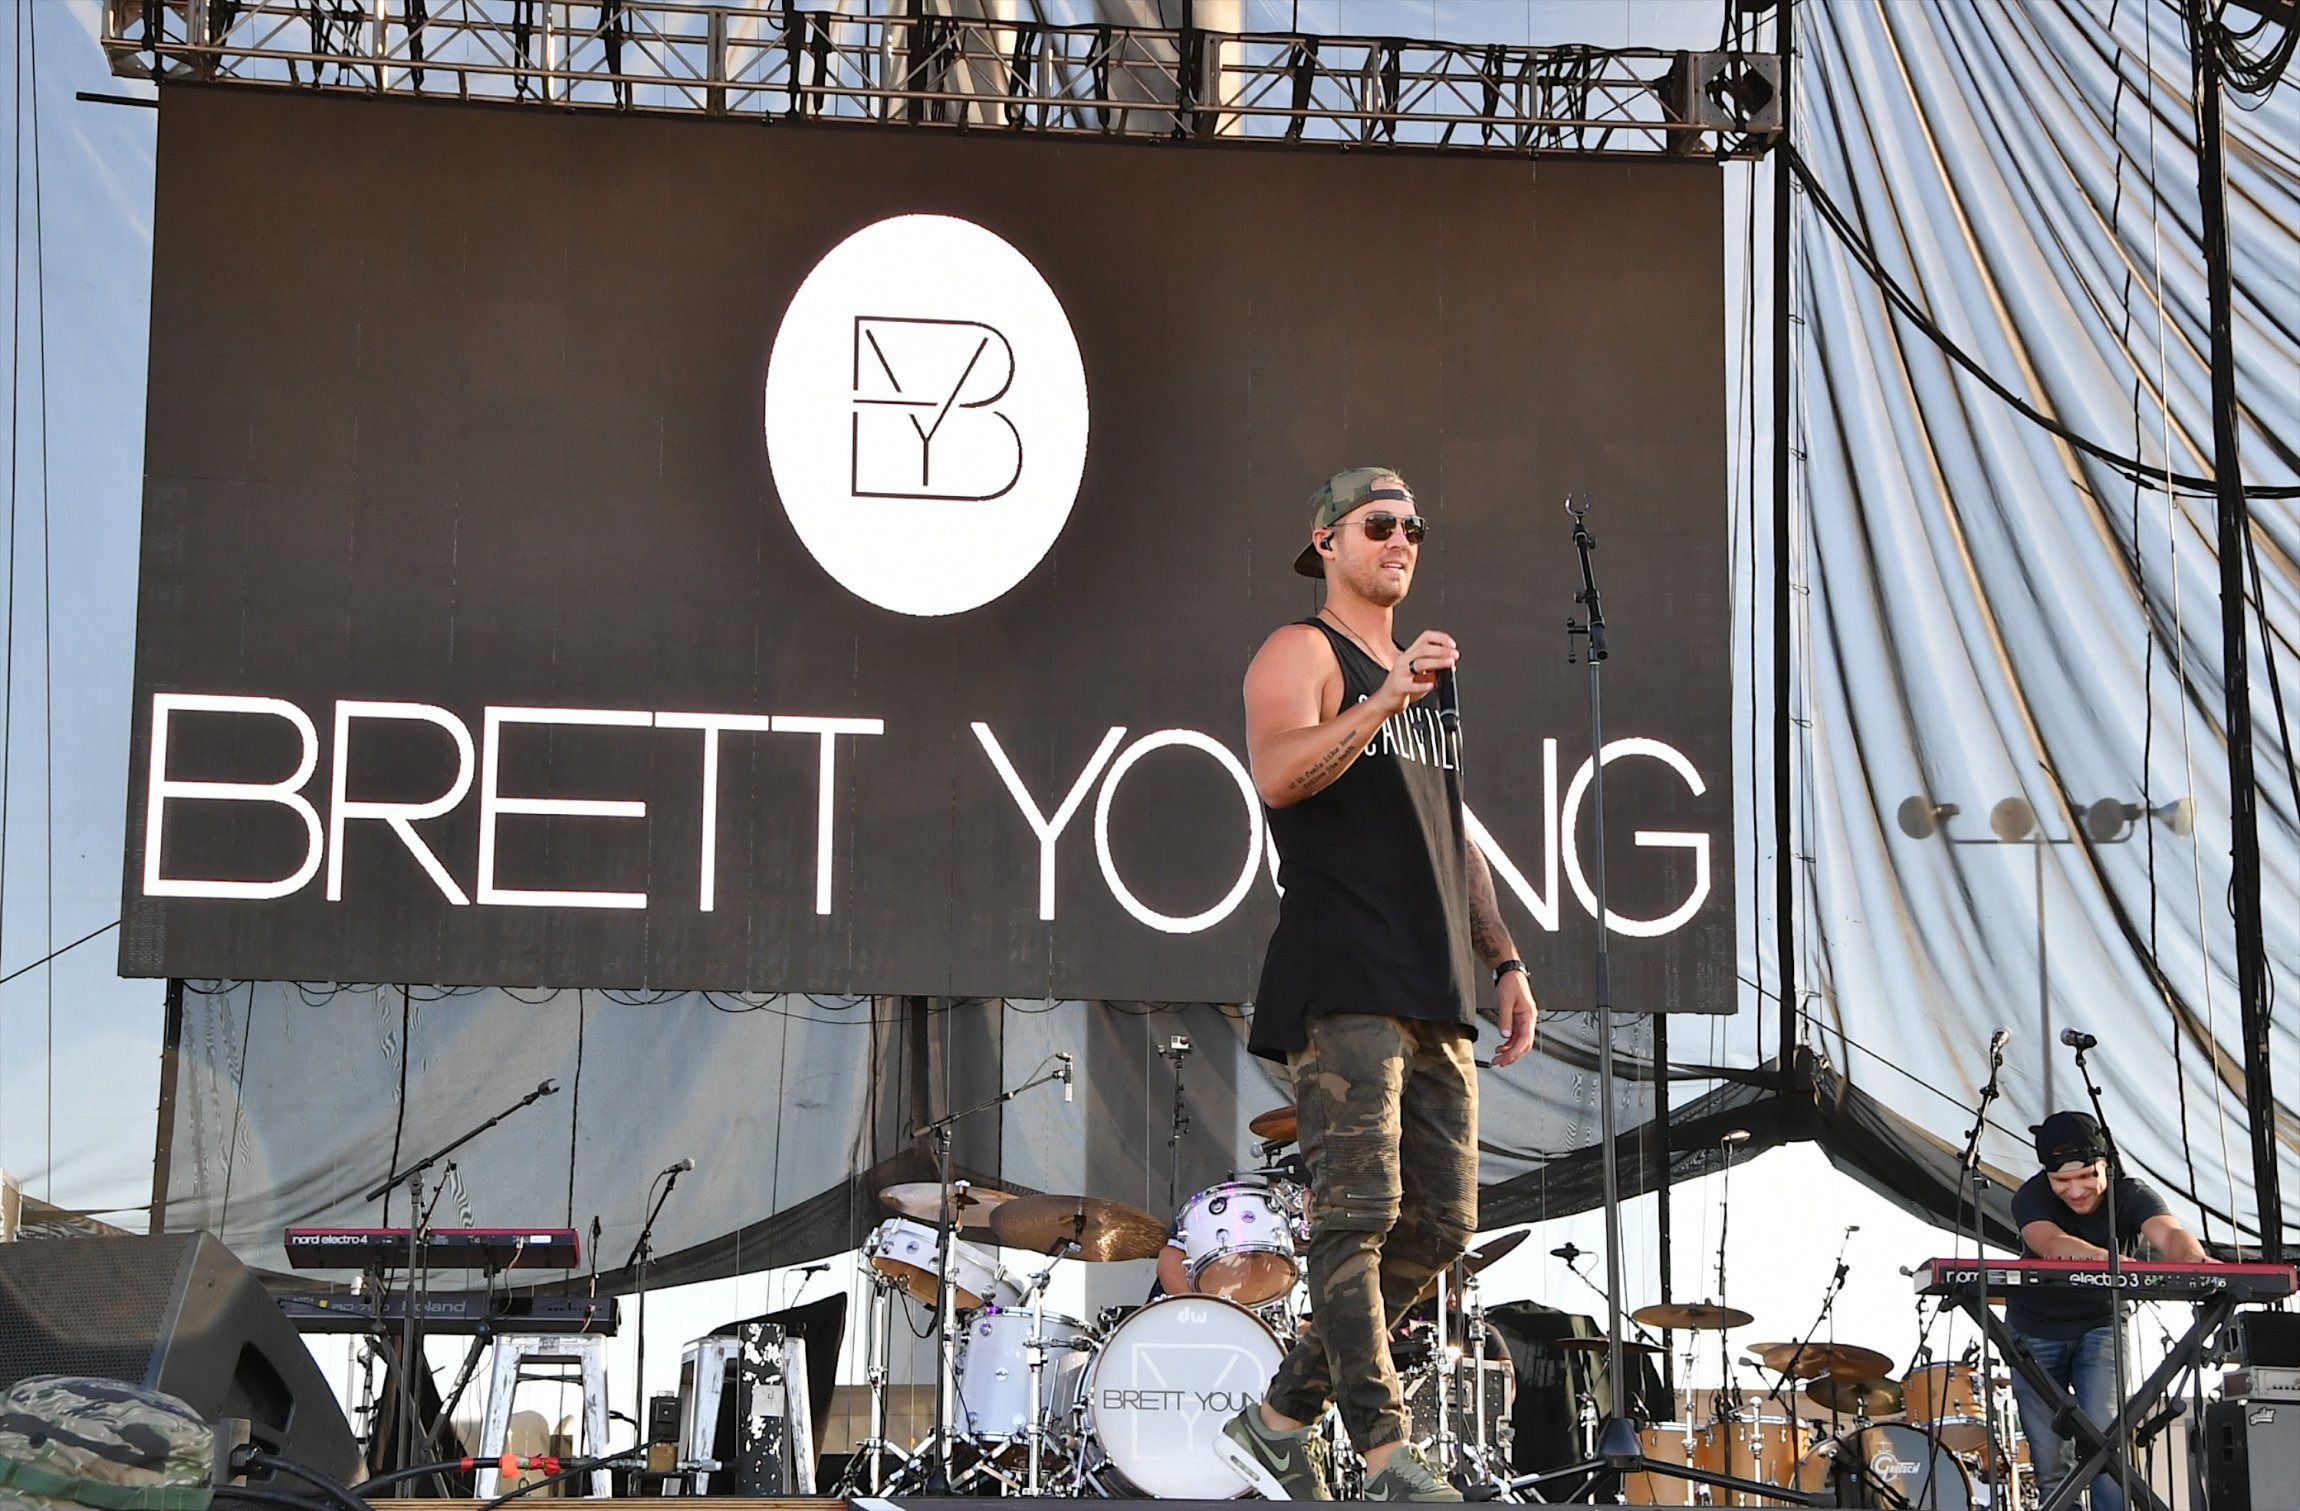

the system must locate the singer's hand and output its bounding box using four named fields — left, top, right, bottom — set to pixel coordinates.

left=1375, top=630, right=1458, bottom=714
left=1493, top=971, right=1538, bottom=1067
